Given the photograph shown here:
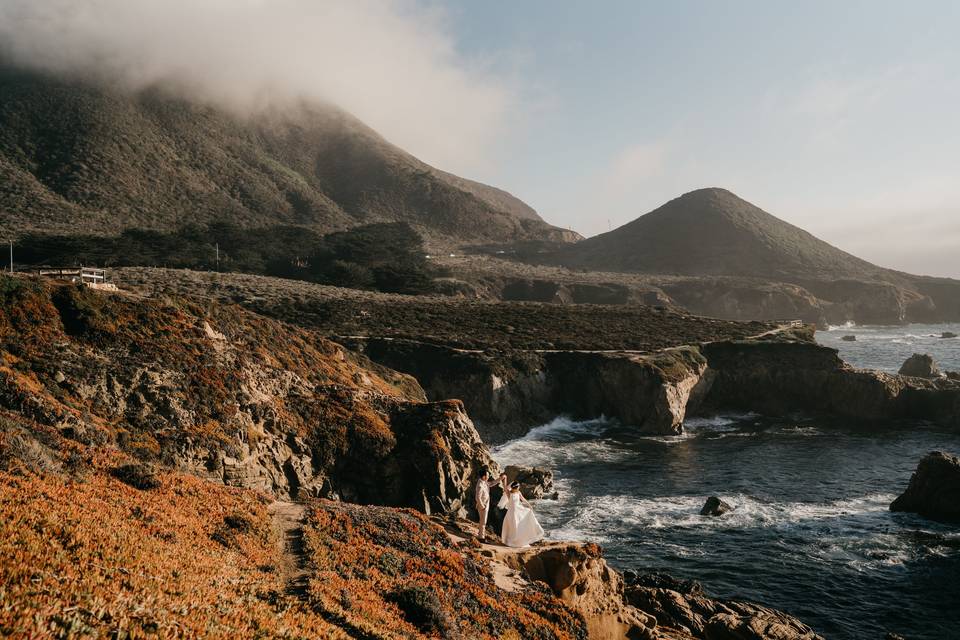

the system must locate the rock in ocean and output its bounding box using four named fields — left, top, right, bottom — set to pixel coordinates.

left=890, top=451, right=960, bottom=523
left=700, top=496, right=734, bottom=516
